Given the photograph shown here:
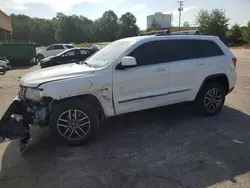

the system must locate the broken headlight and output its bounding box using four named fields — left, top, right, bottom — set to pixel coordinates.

left=24, top=88, right=43, bottom=101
